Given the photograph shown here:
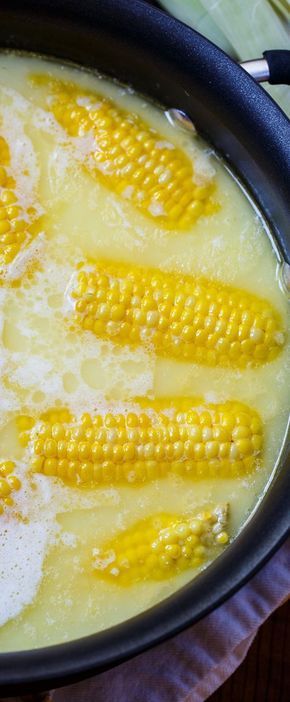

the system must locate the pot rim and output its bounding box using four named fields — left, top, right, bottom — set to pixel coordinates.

left=0, top=0, right=289, bottom=693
